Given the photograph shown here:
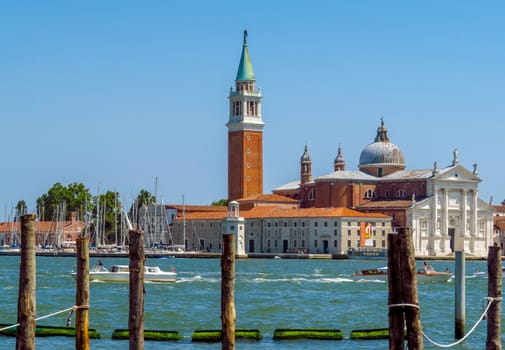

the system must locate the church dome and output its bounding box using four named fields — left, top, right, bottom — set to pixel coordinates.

left=358, top=119, right=405, bottom=176
left=359, top=142, right=405, bottom=167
